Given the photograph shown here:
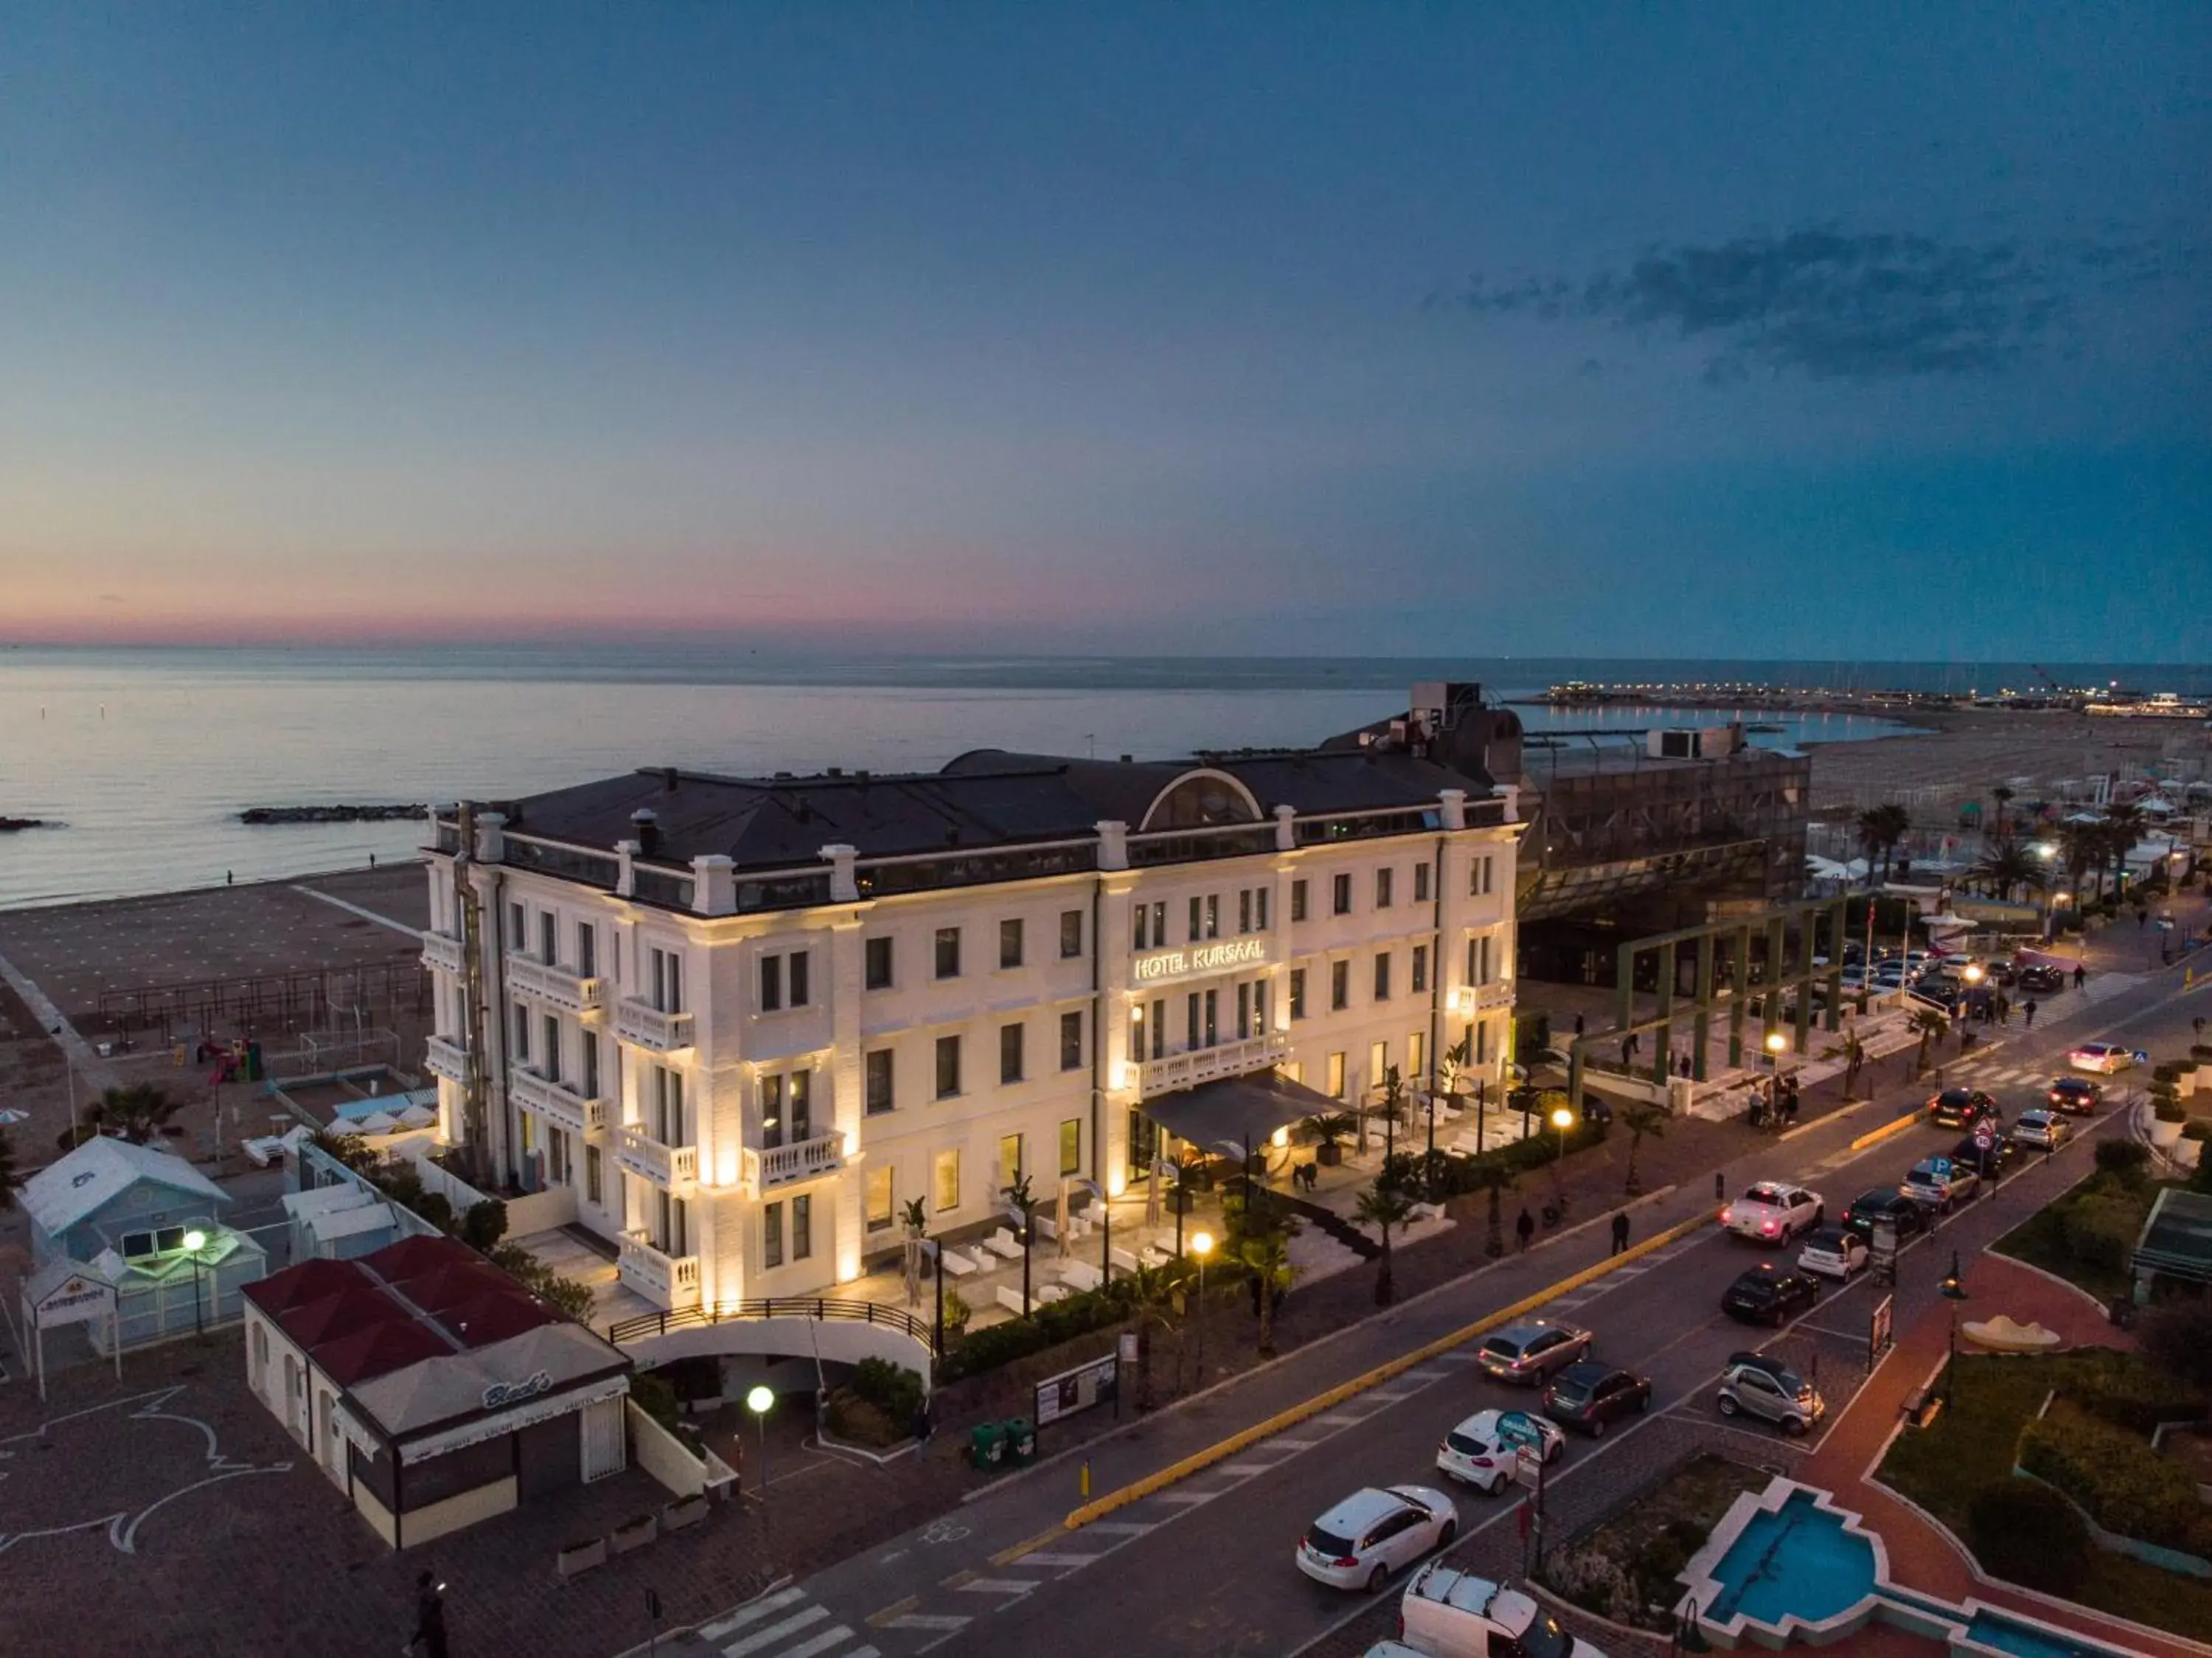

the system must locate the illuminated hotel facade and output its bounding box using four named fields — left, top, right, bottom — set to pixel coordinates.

left=418, top=743, right=1522, bottom=1311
